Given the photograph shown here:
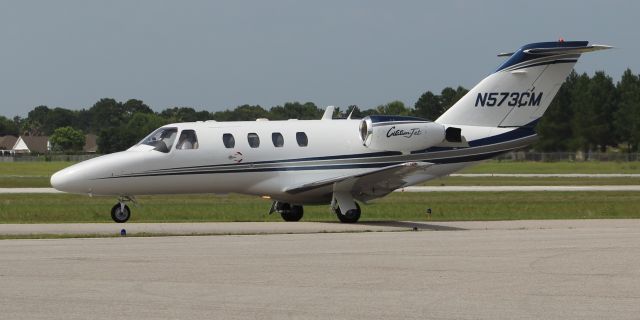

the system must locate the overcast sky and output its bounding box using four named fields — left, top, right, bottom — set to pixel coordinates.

left=0, top=0, right=636, bottom=118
